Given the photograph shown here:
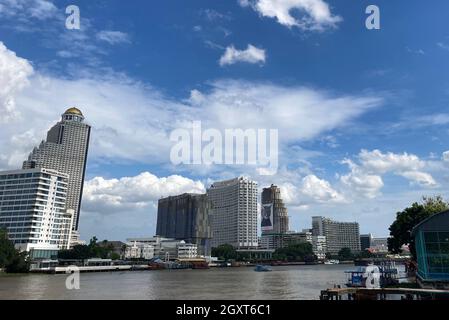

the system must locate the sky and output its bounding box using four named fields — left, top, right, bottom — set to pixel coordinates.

left=0, top=0, right=449, bottom=241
